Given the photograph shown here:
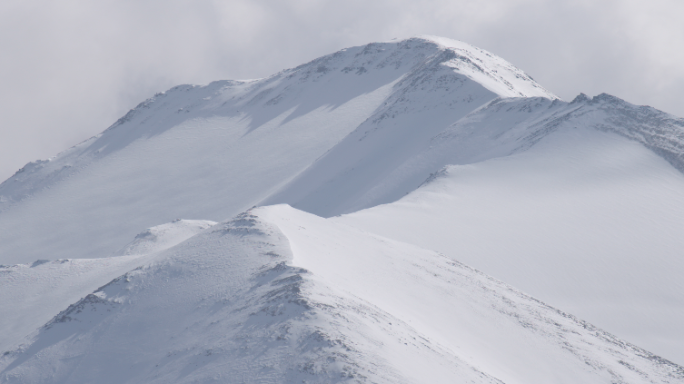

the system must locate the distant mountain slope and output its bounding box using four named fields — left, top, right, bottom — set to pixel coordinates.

left=1, top=206, right=681, bottom=384
left=264, top=94, right=684, bottom=216
left=334, top=127, right=684, bottom=364
left=0, top=36, right=555, bottom=264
